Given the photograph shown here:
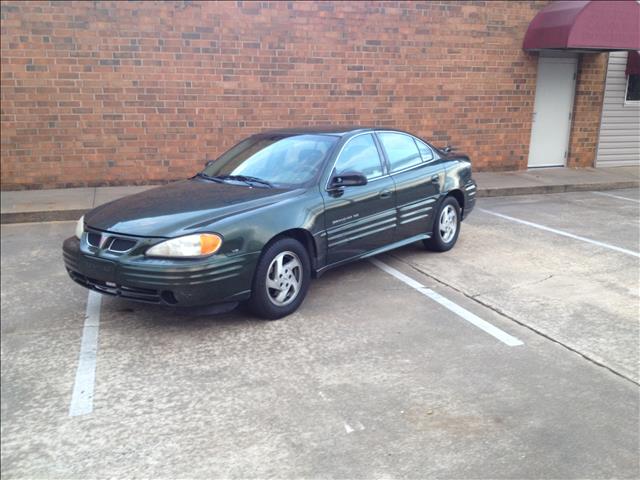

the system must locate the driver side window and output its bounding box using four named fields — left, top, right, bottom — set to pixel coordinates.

left=334, top=134, right=383, bottom=180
